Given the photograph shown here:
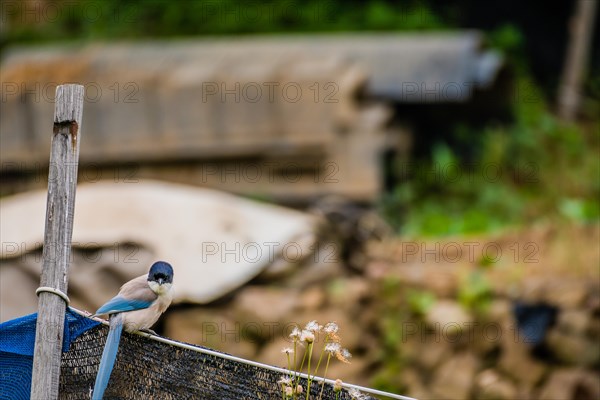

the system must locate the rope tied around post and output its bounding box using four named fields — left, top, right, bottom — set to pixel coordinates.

left=36, top=287, right=71, bottom=305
